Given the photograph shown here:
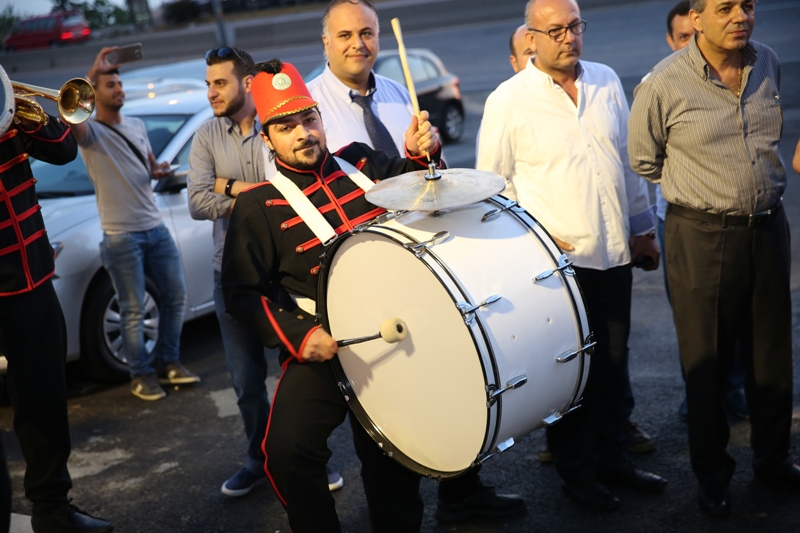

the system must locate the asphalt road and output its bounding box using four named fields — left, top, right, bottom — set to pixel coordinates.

left=2, top=1, right=800, bottom=532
